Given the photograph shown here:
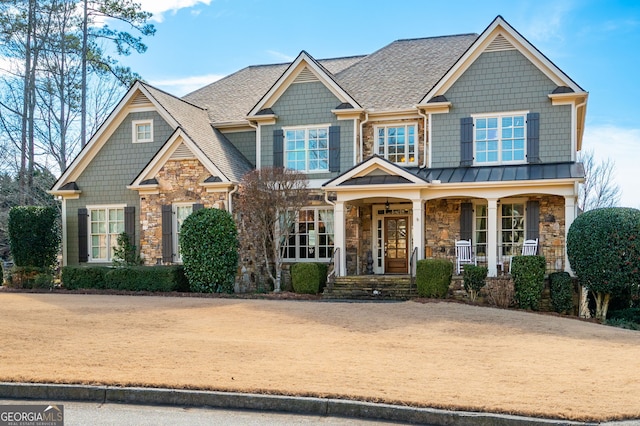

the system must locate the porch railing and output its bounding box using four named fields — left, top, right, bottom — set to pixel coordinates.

left=427, top=243, right=566, bottom=275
